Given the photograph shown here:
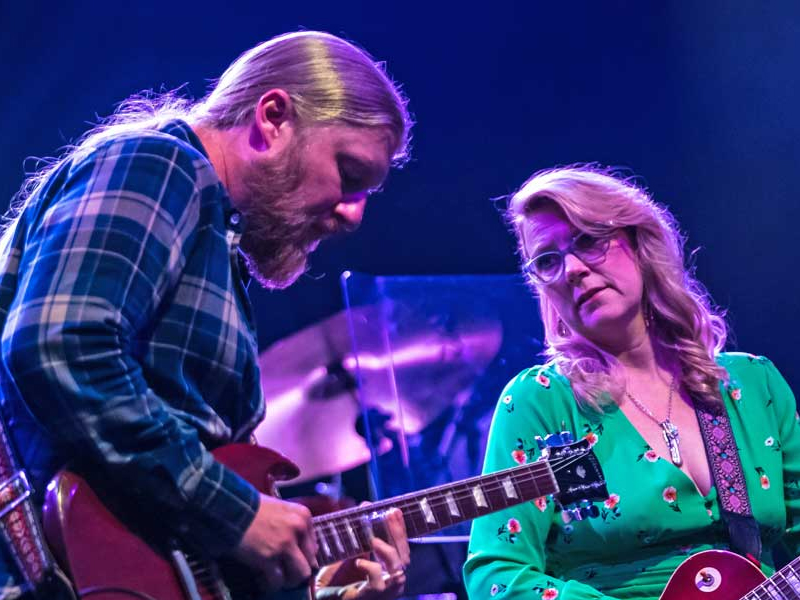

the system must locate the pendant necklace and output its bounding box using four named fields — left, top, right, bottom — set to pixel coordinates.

left=625, top=375, right=682, bottom=466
